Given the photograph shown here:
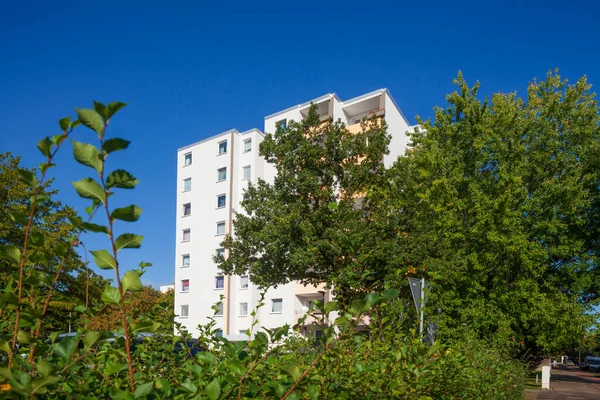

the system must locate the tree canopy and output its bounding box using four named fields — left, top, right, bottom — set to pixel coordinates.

left=388, top=71, right=600, bottom=353
left=218, top=106, right=400, bottom=303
